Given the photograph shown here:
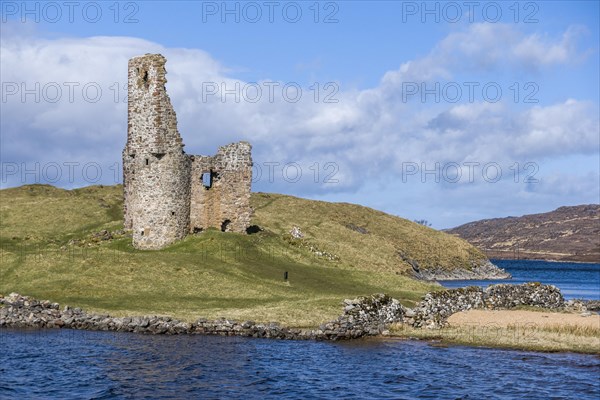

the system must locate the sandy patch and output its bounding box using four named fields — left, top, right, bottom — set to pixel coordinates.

left=447, top=309, right=600, bottom=329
